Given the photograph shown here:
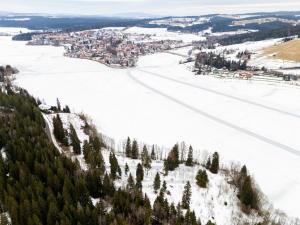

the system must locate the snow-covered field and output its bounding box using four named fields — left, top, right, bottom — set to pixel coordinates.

left=149, top=17, right=210, bottom=27
left=199, top=27, right=258, bottom=37
left=1, top=35, right=300, bottom=219
left=0, top=27, right=32, bottom=36
left=124, top=27, right=206, bottom=43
